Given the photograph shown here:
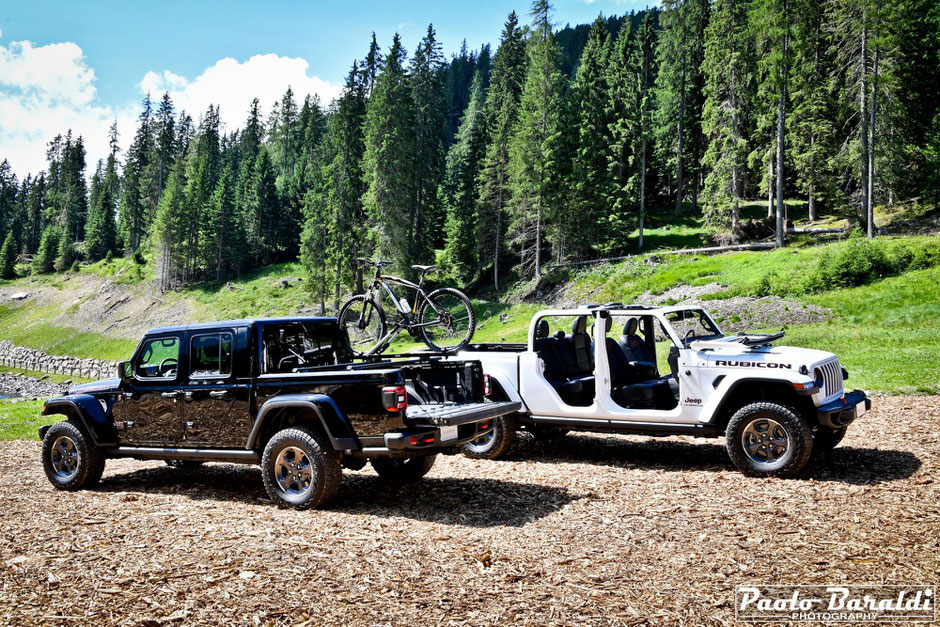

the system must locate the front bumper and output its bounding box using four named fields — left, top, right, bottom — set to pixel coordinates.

left=384, top=419, right=497, bottom=450
left=817, top=389, right=870, bottom=429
